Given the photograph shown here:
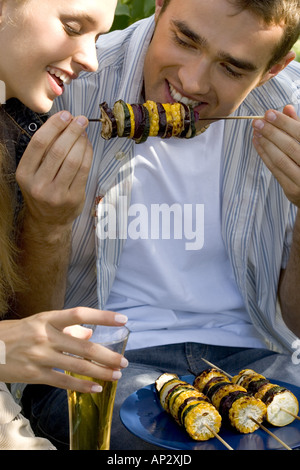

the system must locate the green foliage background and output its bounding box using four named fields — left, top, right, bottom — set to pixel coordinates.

left=112, top=0, right=300, bottom=62
left=111, top=0, right=155, bottom=31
